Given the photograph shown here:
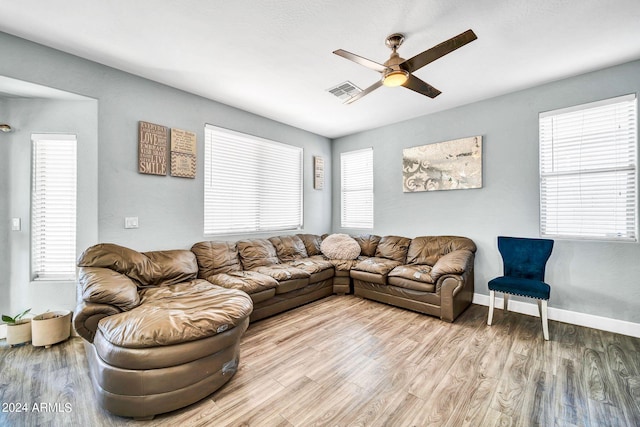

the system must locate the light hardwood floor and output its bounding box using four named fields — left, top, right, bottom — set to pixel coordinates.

left=1, top=295, right=639, bottom=426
